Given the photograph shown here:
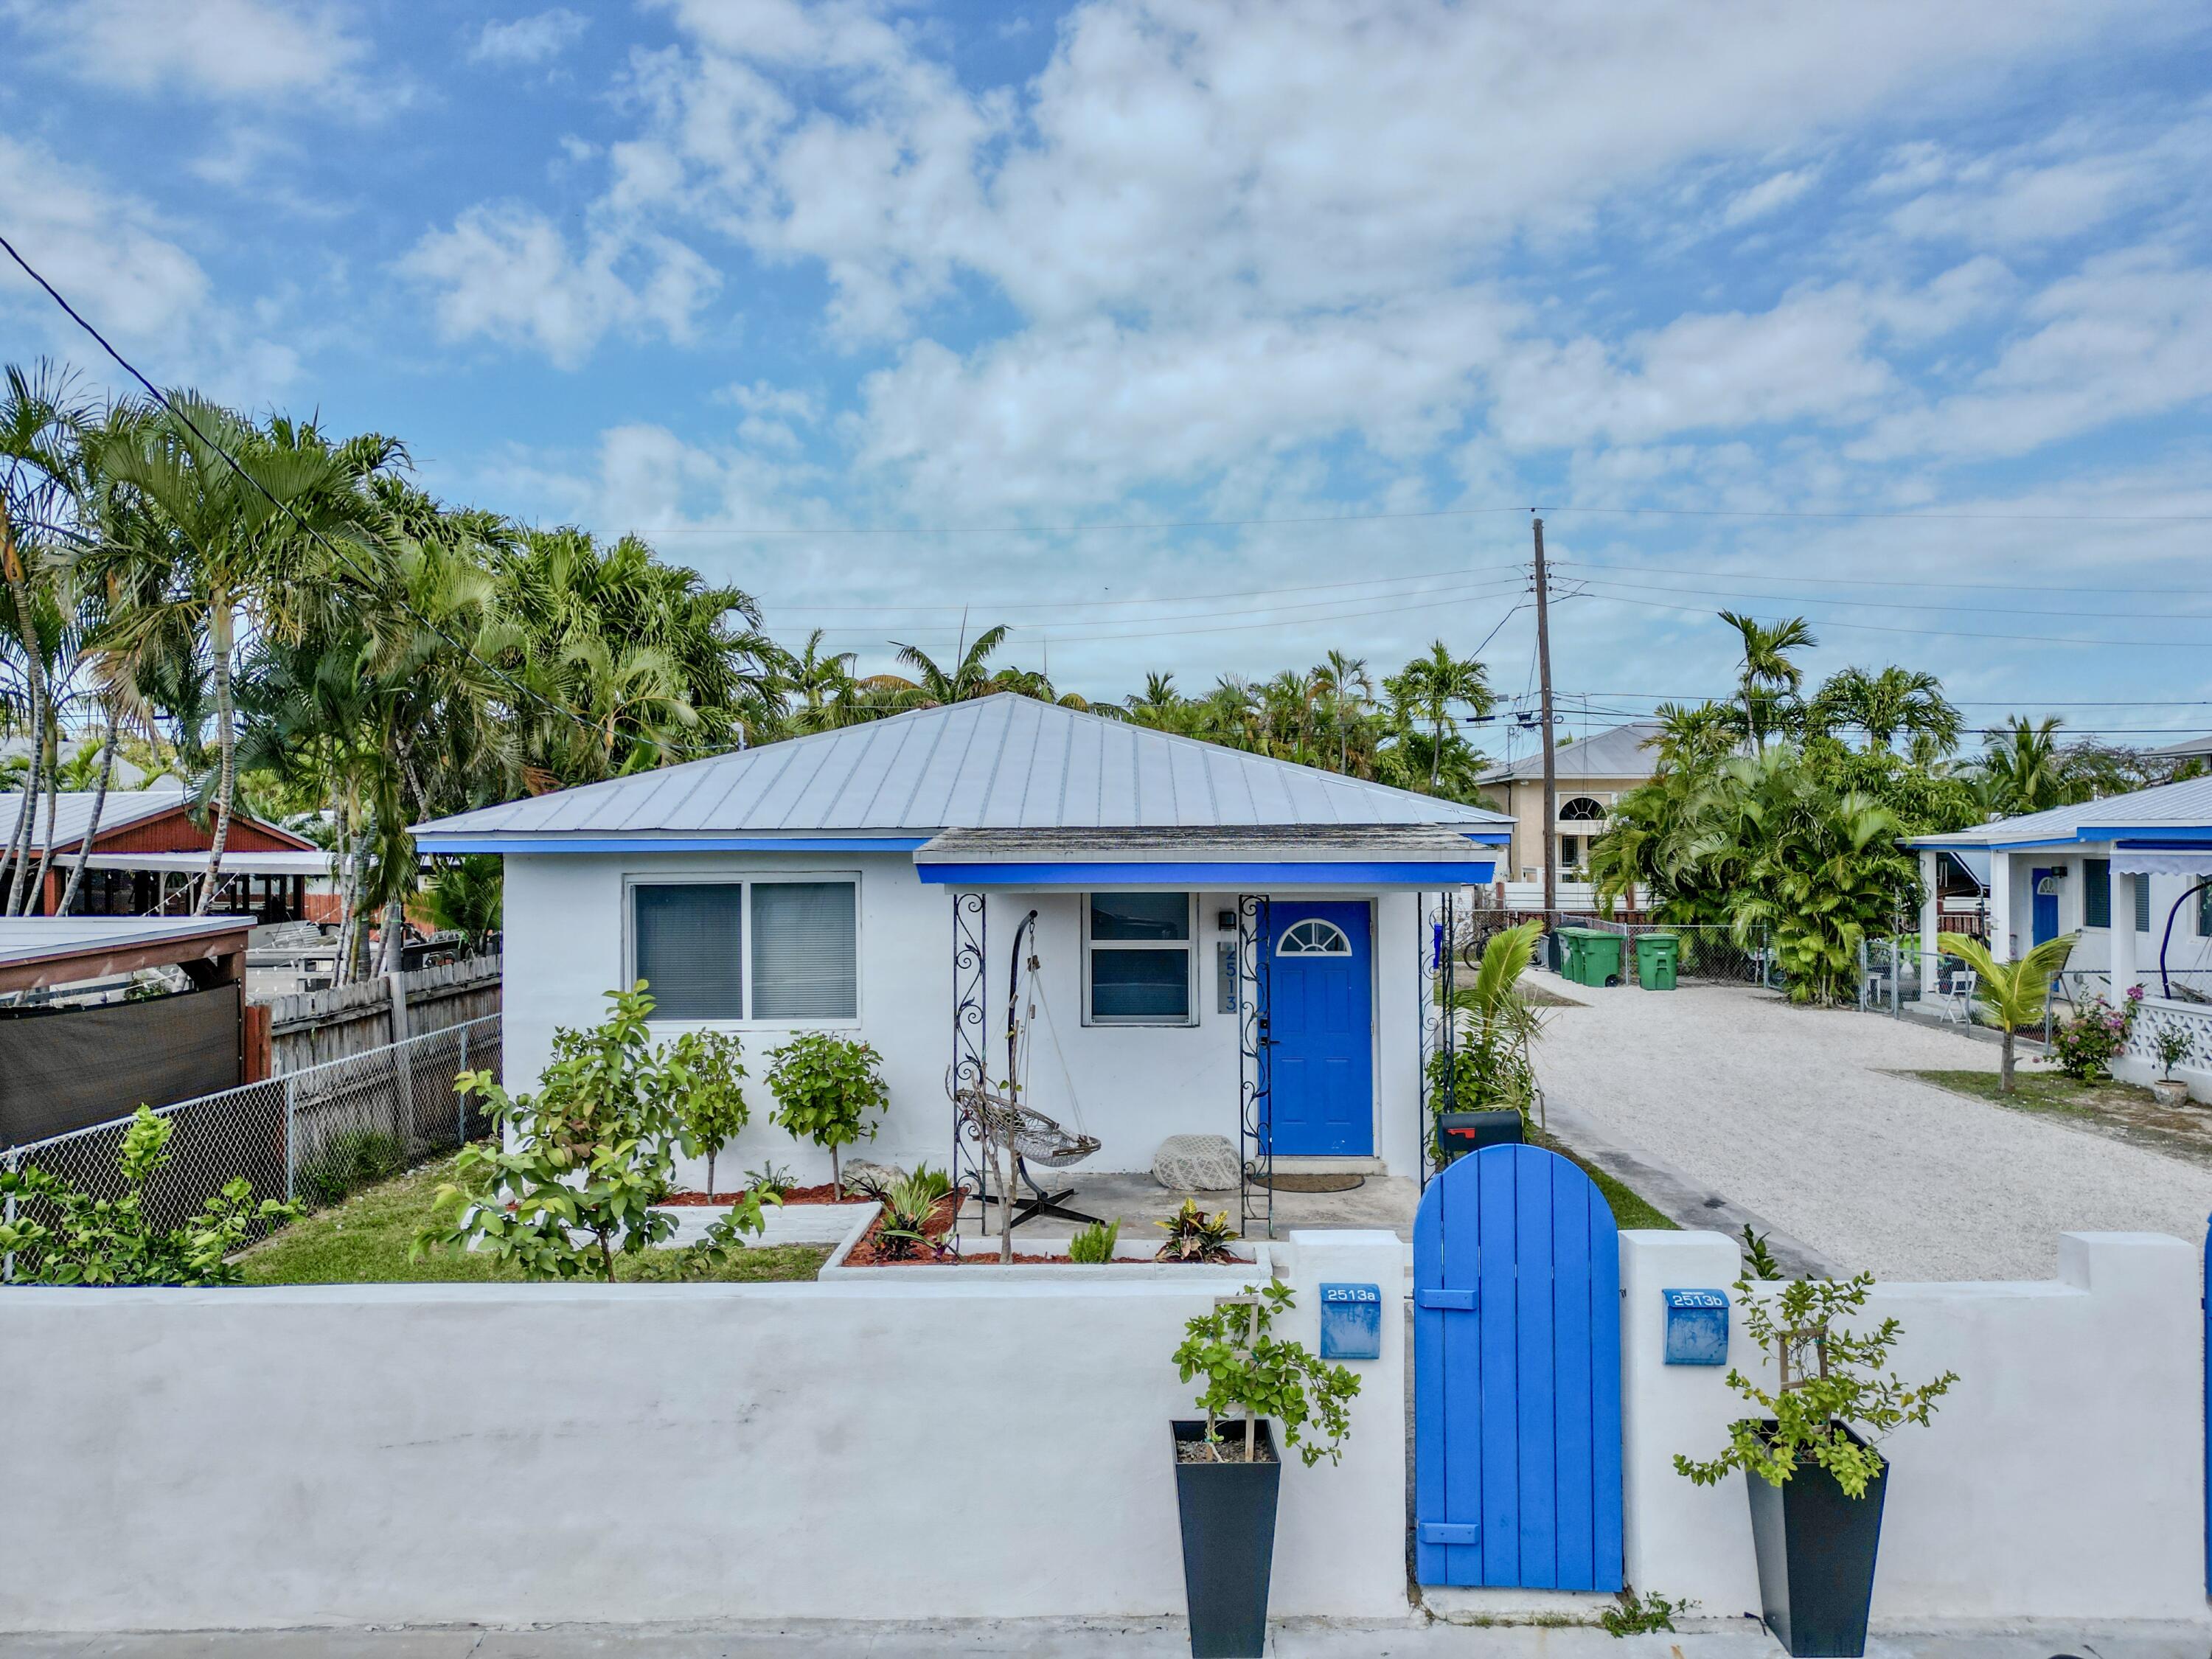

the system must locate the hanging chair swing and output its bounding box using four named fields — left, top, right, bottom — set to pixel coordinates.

left=952, top=908, right=1102, bottom=1230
